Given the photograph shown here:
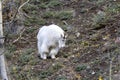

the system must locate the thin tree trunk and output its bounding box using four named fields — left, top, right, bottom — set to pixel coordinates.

left=0, top=0, right=8, bottom=80
left=0, top=54, right=8, bottom=80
